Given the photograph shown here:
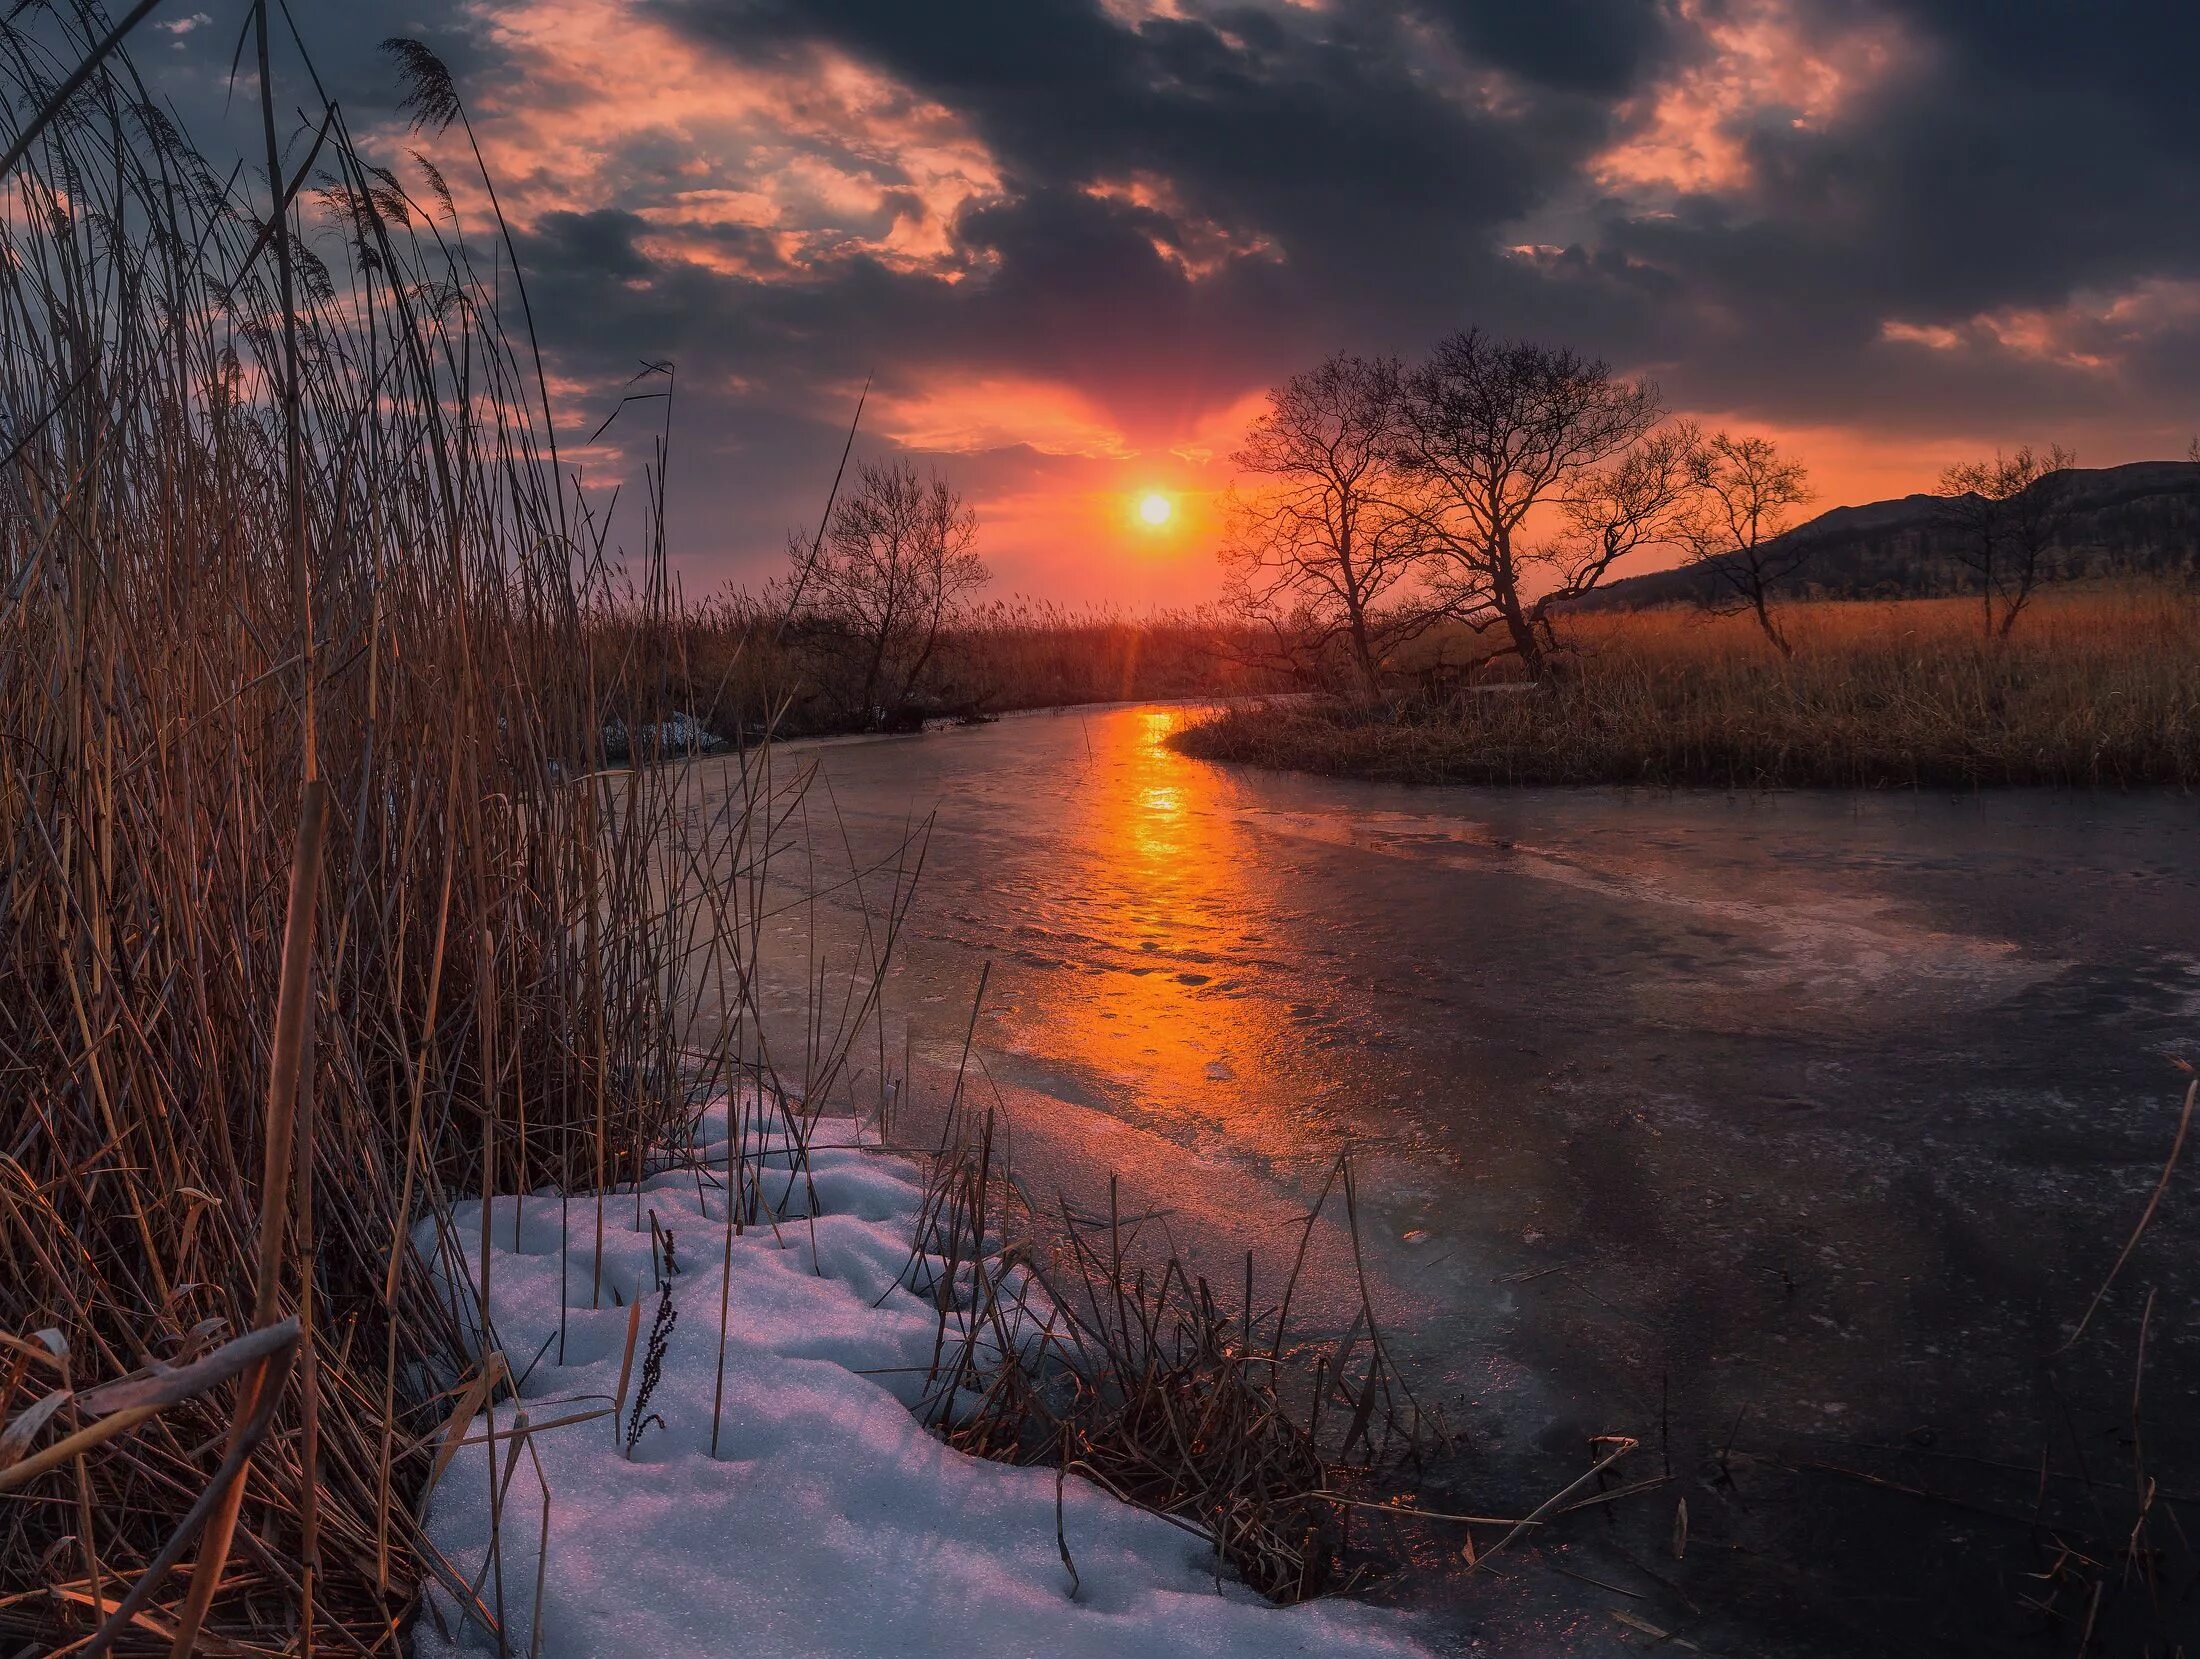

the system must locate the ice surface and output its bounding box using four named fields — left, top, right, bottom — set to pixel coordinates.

left=412, top=1106, right=1427, bottom=1659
